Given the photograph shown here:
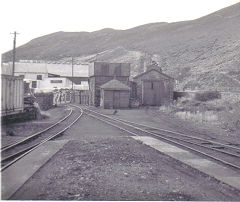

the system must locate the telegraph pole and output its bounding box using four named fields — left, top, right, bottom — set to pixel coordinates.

left=71, top=57, right=75, bottom=103
left=71, top=57, right=74, bottom=90
left=11, top=31, right=19, bottom=76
